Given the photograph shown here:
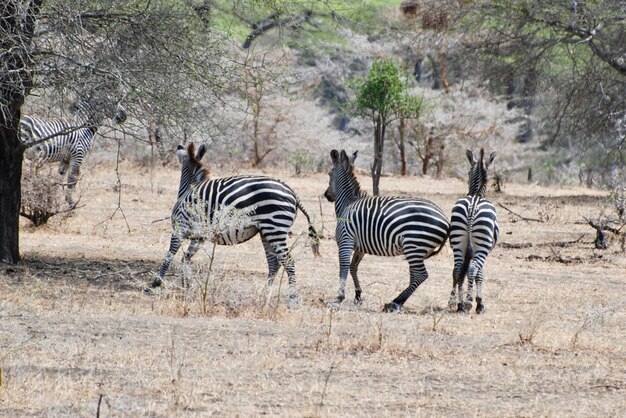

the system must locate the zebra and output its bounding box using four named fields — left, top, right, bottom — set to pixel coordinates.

left=152, top=143, right=320, bottom=304
left=20, top=97, right=127, bottom=206
left=449, top=149, right=499, bottom=314
left=324, top=149, right=449, bottom=312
